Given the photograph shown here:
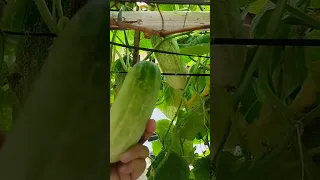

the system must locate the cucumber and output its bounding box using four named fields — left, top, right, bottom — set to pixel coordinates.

left=0, top=1, right=109, bottom=179
left=110, top=61, right=161, bottom=163
left=151, top=35, right=187, bottom=90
